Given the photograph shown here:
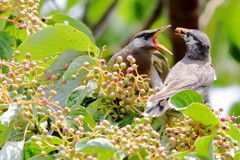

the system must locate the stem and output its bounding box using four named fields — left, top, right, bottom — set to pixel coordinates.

left=137, top=151, right=143, bottom=160
left=0, top=17, right=16, bottom=23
